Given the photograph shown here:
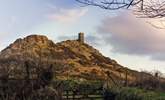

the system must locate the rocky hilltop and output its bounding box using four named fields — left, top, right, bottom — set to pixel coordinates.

left=0, top=34, right=139, bottom=82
